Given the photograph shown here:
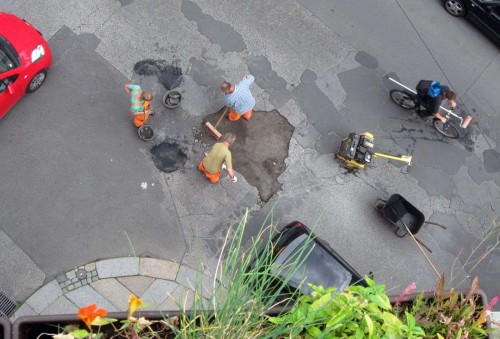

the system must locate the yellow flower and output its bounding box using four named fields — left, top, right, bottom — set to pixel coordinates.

left=128, top=295, right=143, bottom=318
